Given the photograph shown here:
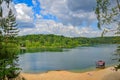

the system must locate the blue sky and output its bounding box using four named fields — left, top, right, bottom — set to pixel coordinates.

left=8, top=0, right=114, bottom=37
left=13, top=0, right=58, bottom=21
left=13, top=0, right=33, bottom=6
